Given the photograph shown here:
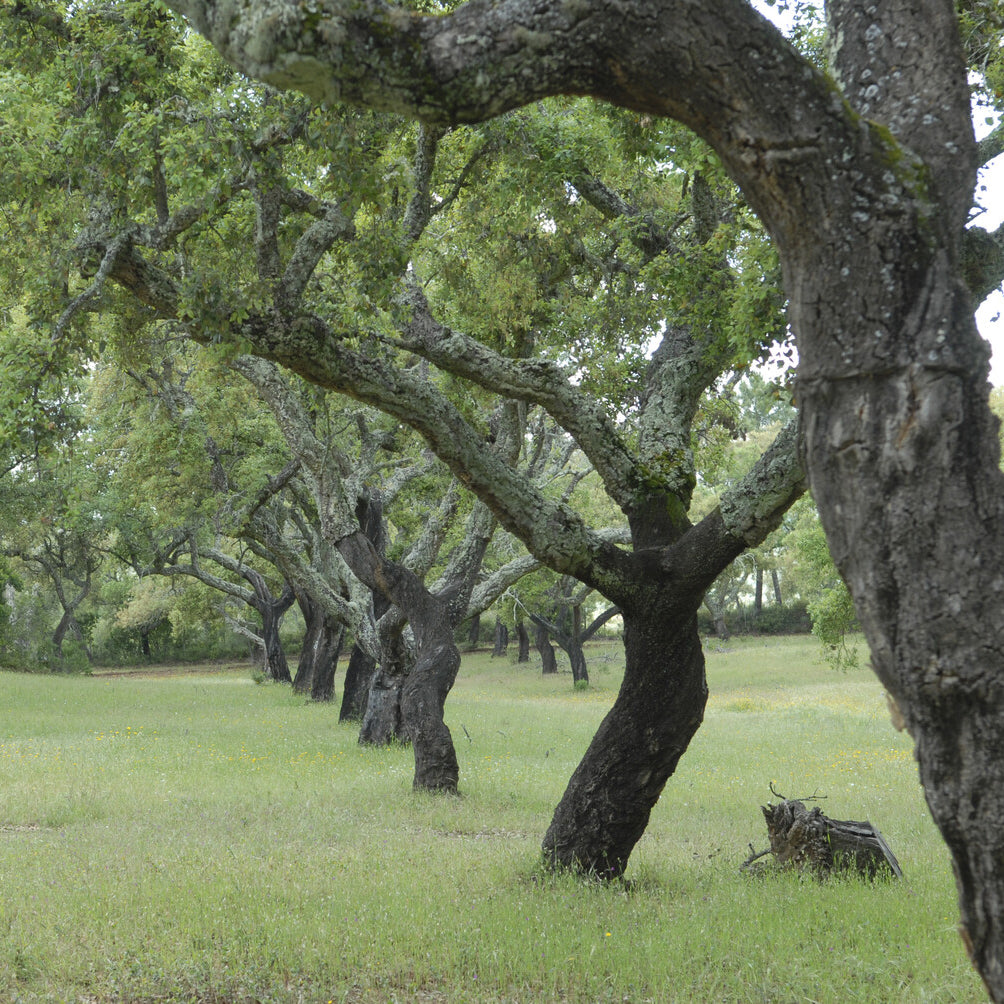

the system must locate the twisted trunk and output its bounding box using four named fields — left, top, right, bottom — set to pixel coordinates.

left=257, top=584, right=295, bottom=683
left=293, top=592, right=345, bottom=701
left=543, top=601, right=706, bottom=876
left=402, top=633, right=461, bottom=791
